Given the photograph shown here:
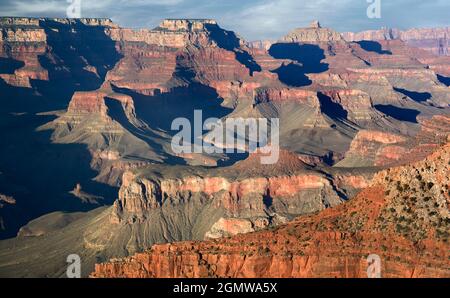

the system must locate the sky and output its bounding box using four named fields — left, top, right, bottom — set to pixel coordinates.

left=0, top=0, right=449, bottom=40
